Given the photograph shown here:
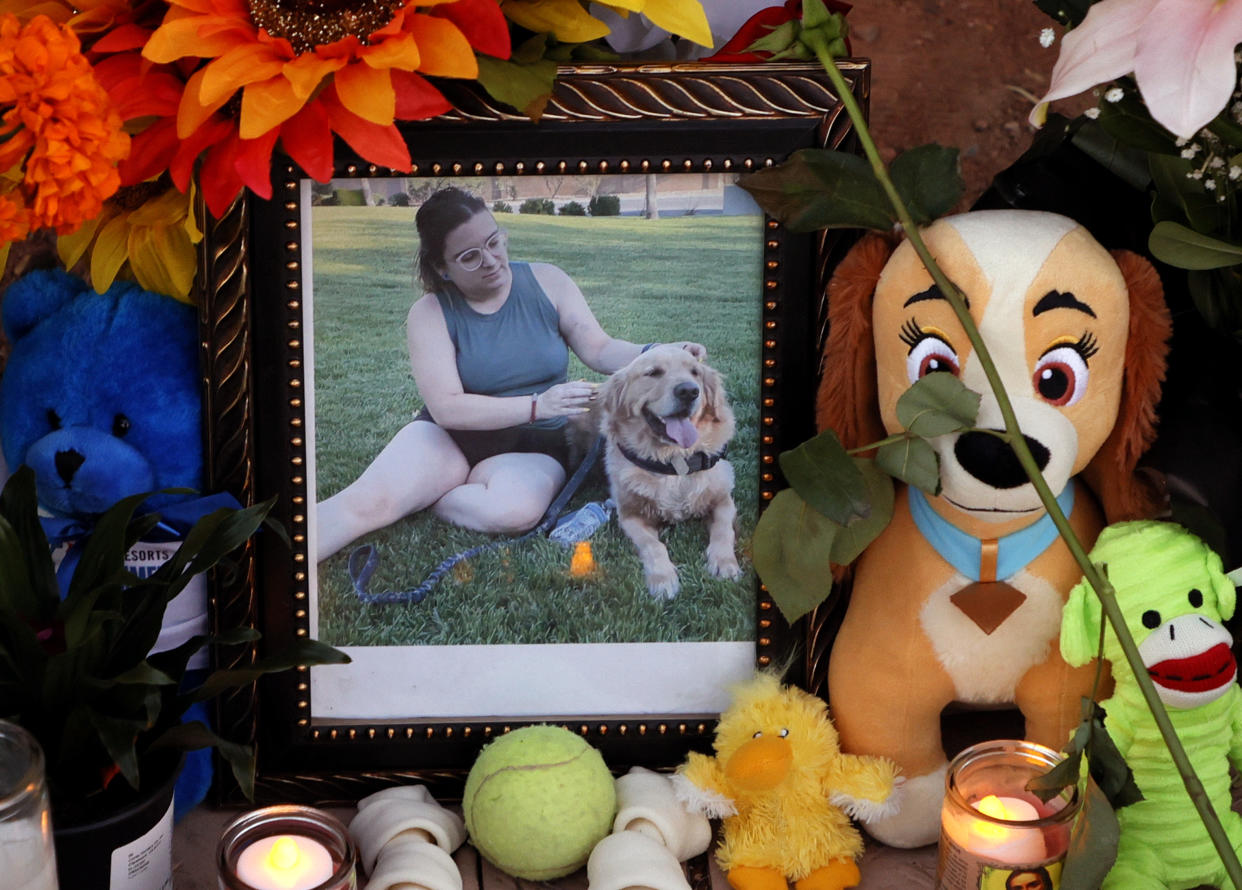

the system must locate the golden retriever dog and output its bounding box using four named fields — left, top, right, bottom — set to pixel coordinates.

left=598, top=345, right=739, bottom=598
